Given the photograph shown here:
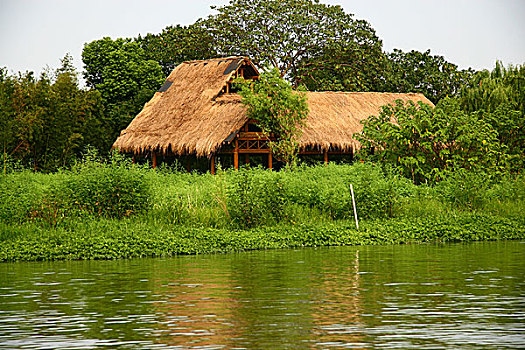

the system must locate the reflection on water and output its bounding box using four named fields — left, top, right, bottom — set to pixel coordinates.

left=0, top=241, right=524, bottom=349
